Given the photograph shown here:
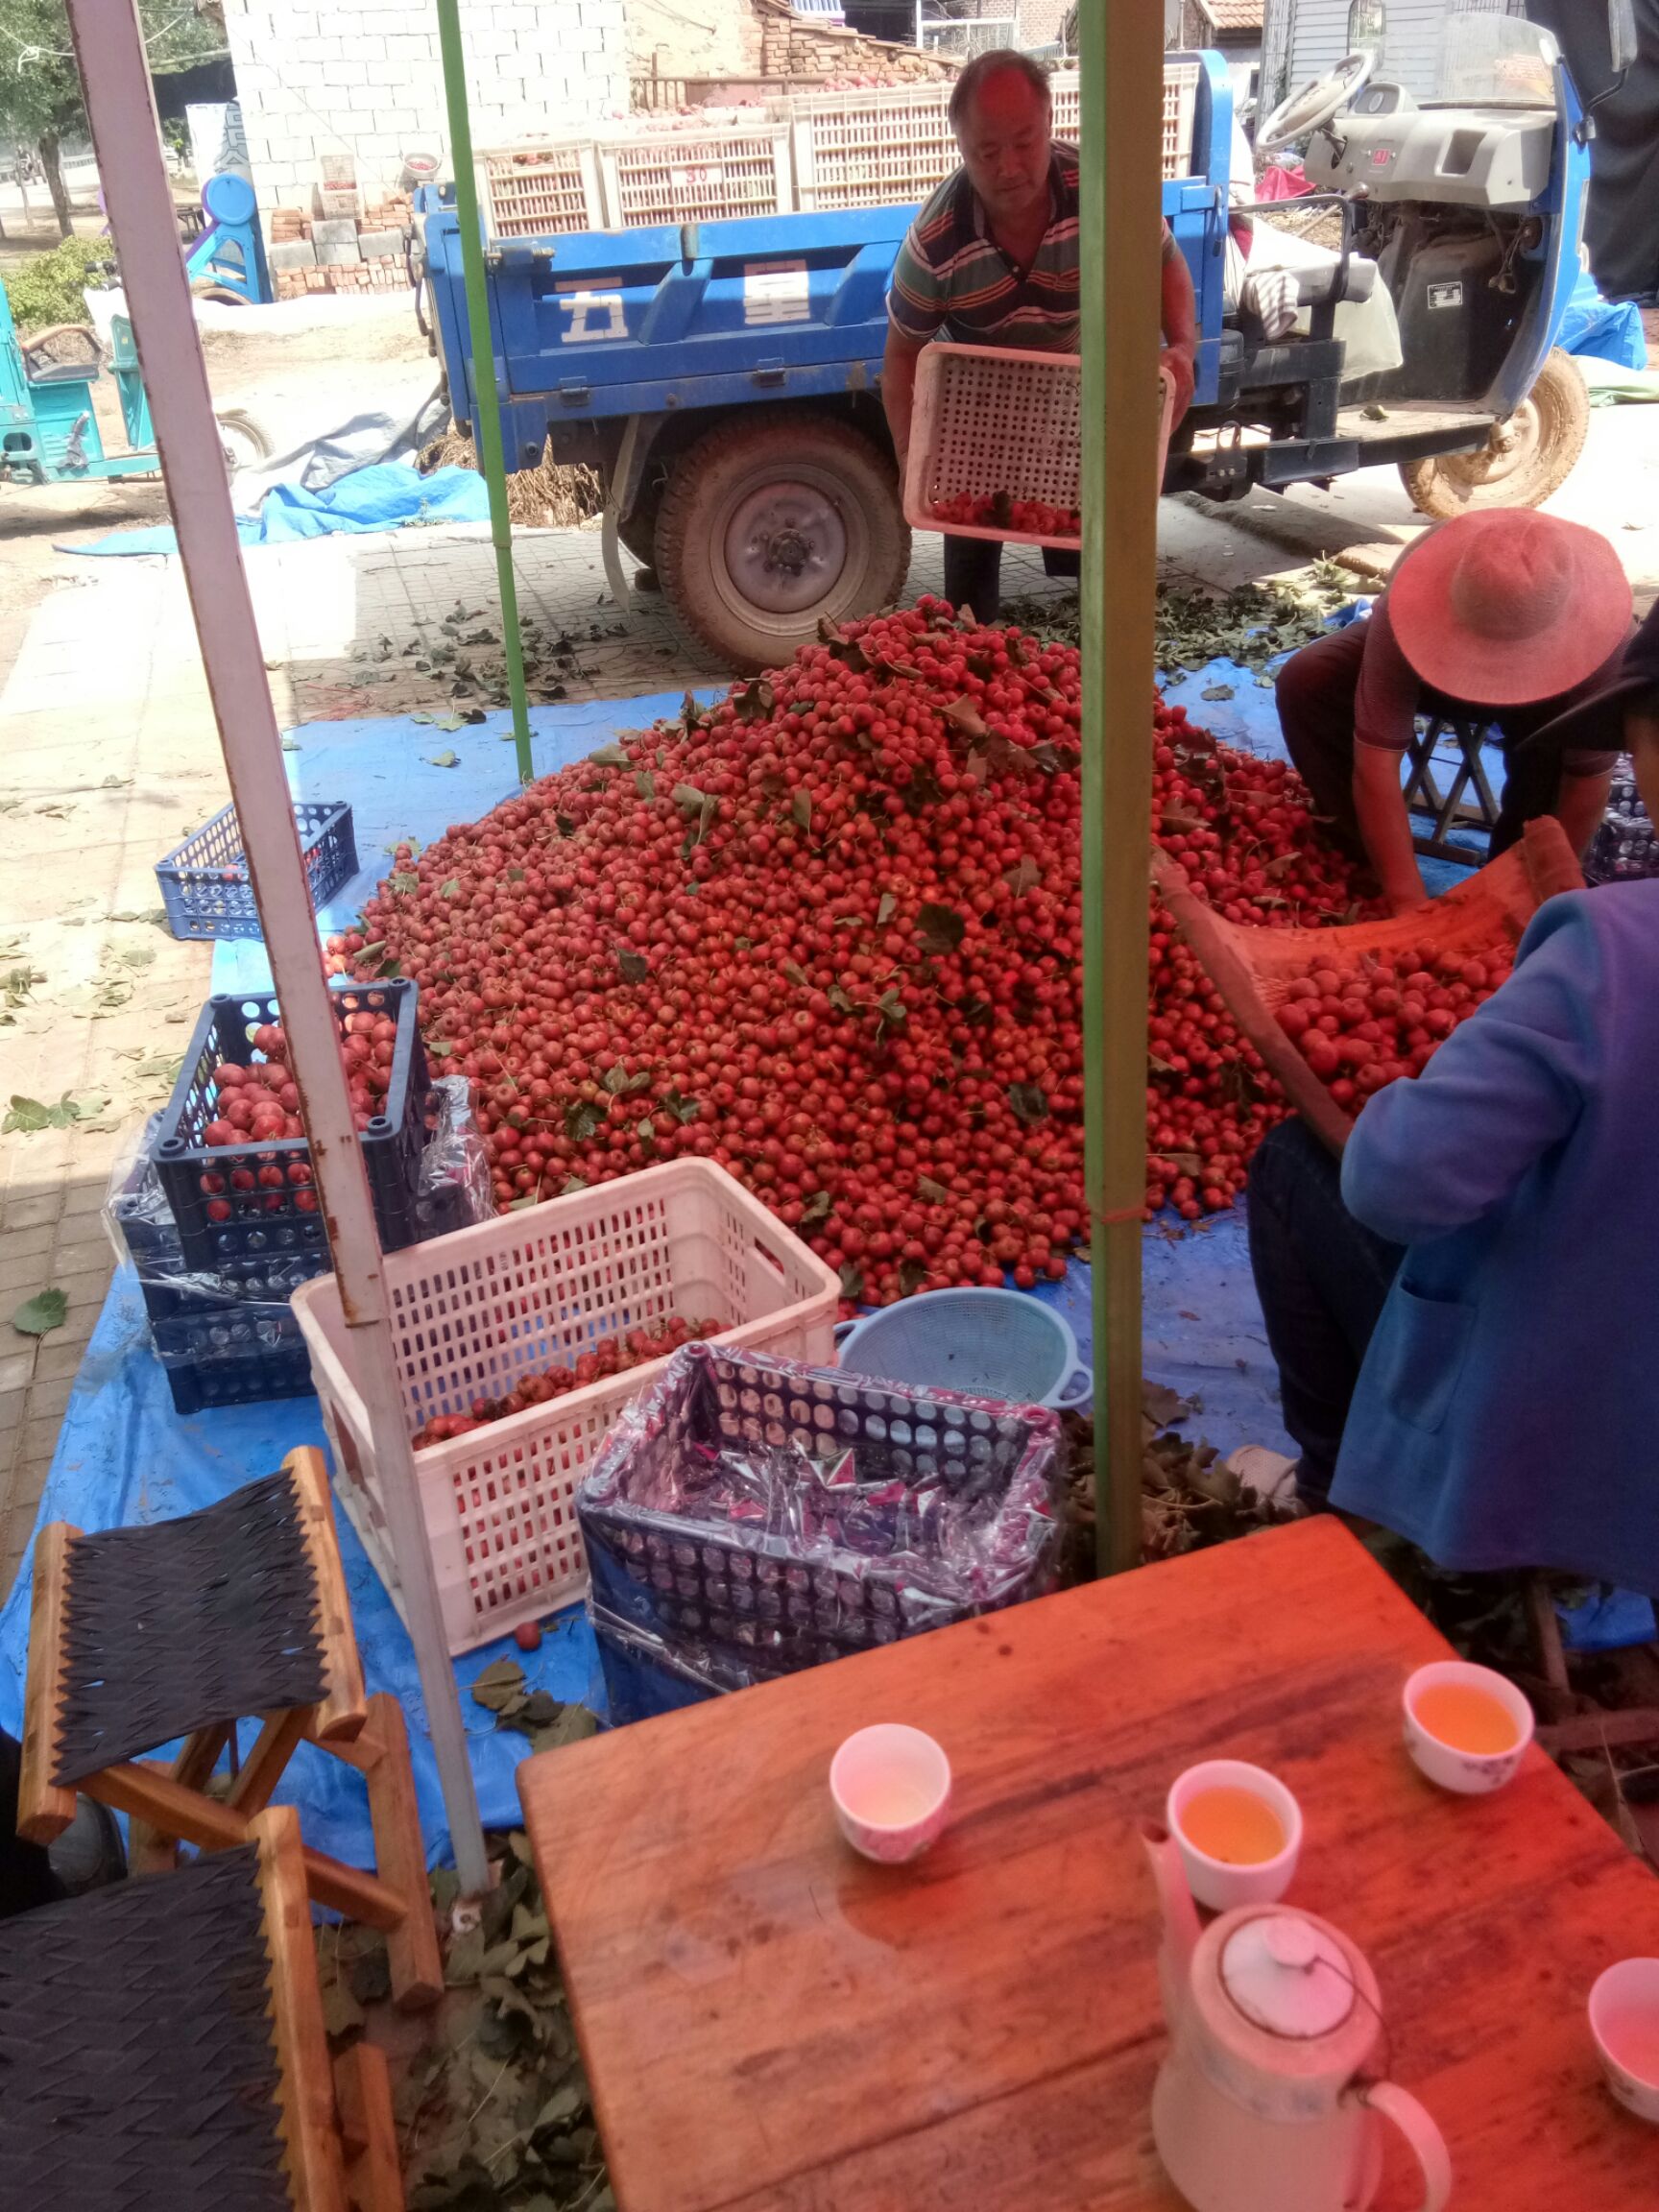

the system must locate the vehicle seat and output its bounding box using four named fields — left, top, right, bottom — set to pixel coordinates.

left=1229, top=256, right=1380, bottom=340
left=22, top=359, right=94, bottom=387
